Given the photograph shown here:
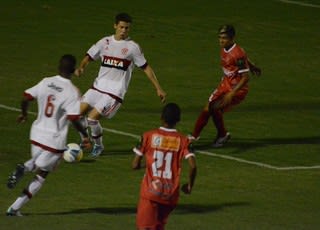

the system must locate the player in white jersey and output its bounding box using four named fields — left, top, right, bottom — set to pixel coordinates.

left=6, top=55, right=91, bottom=216
left=75, top=13, right=166, bottom=157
